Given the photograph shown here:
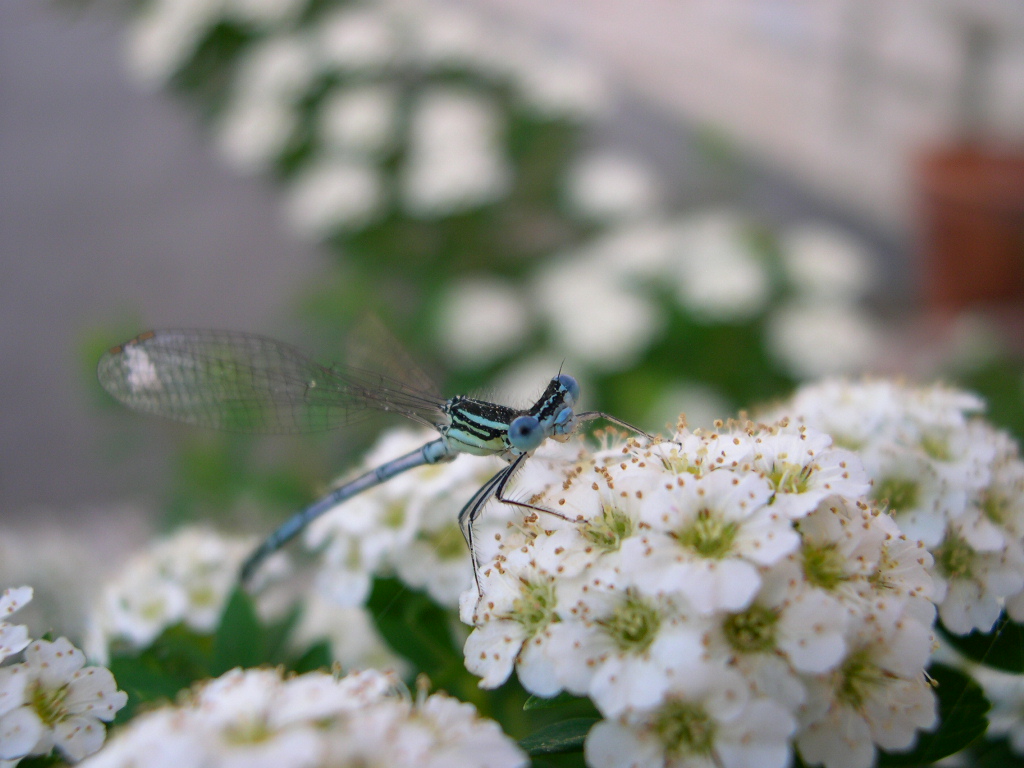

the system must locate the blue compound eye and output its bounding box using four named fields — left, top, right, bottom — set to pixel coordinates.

left=556, top=374, right=581, bottom=406
left=508, top=415, right=544, bottom=452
